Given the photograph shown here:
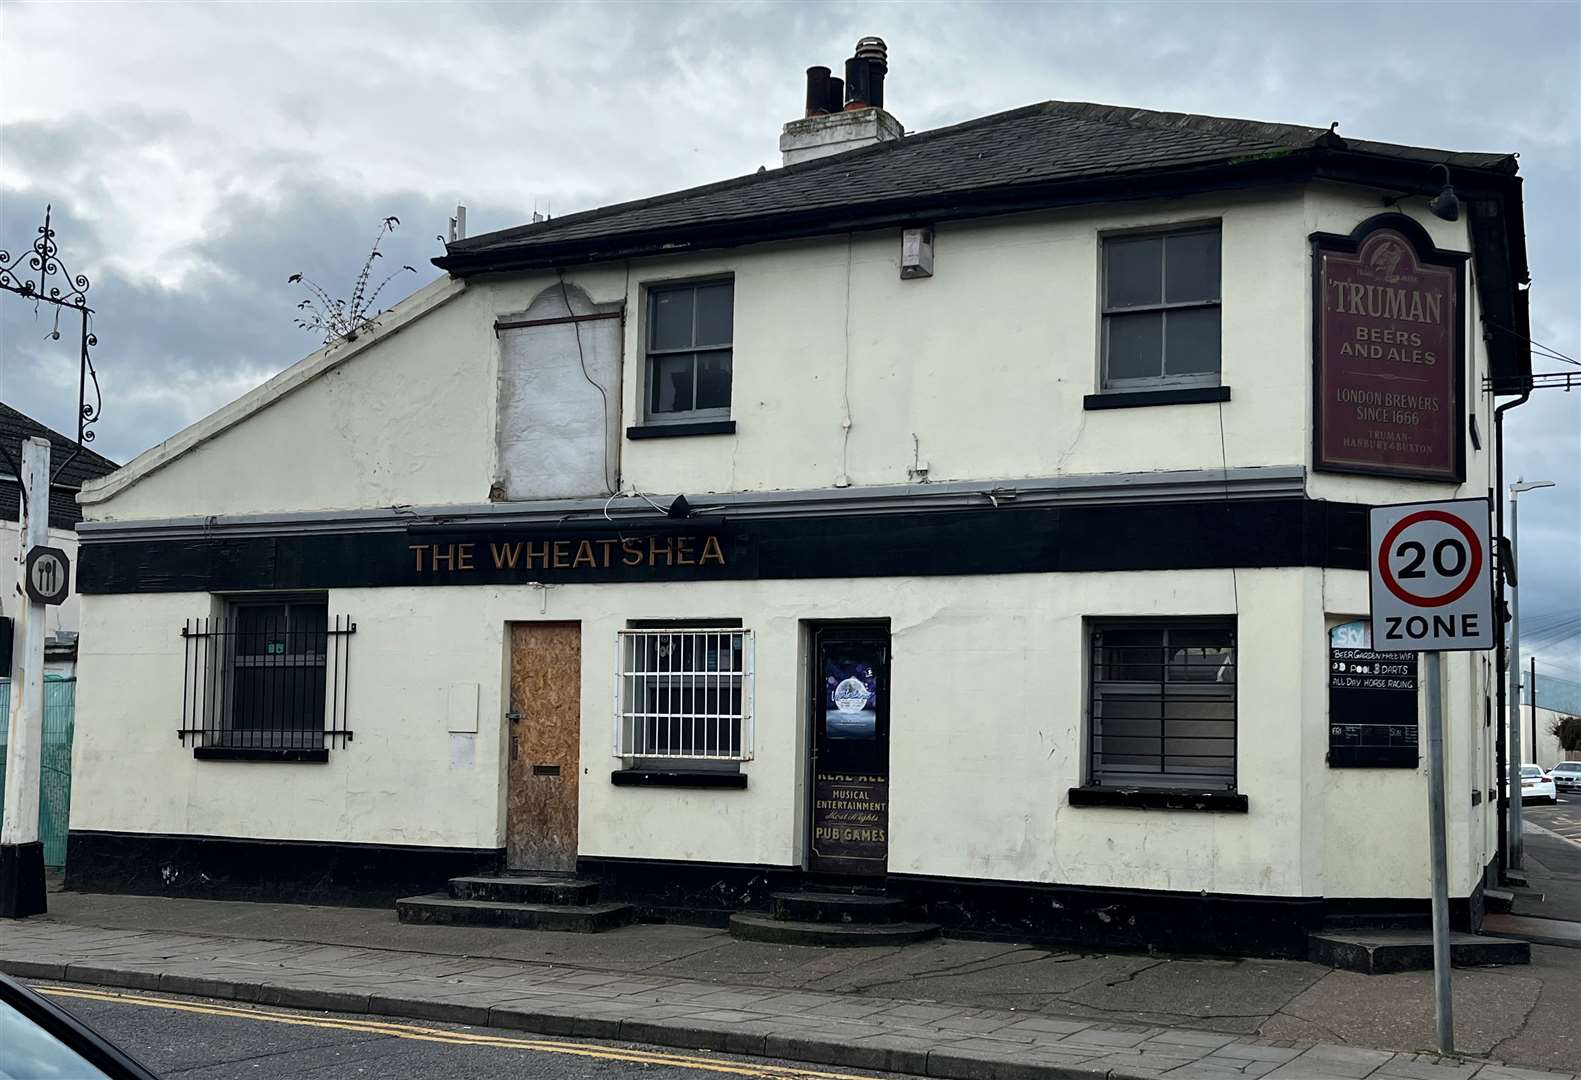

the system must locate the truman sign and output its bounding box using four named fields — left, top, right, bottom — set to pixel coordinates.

left=1312, top=214, right=1467, bottom=482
